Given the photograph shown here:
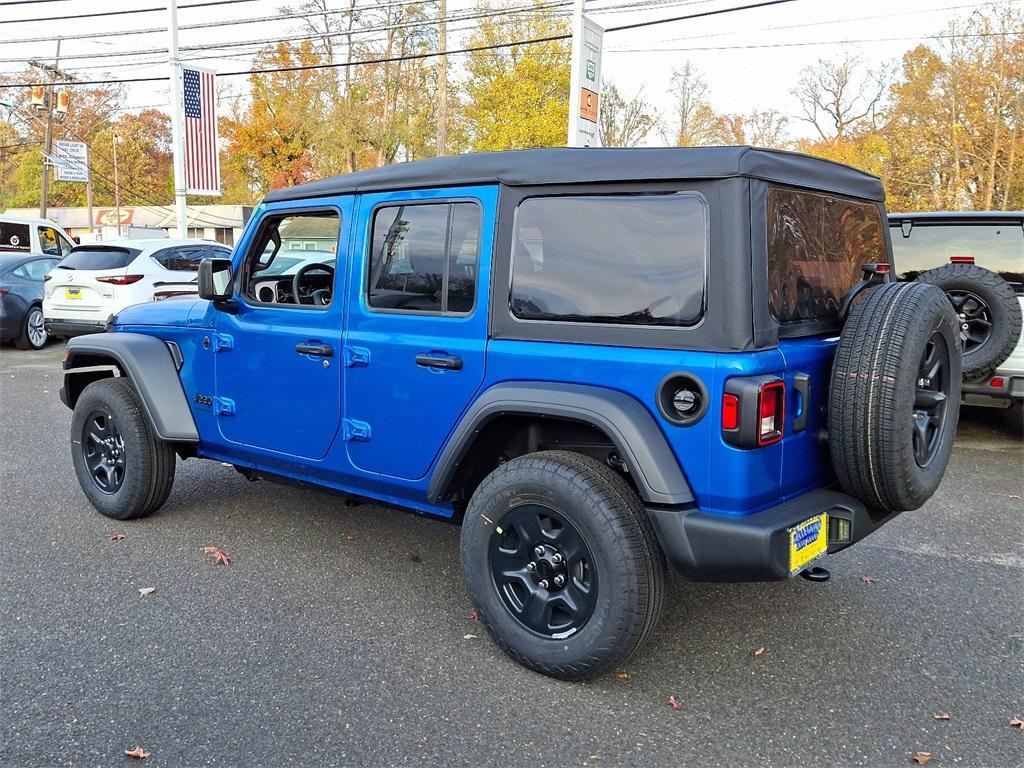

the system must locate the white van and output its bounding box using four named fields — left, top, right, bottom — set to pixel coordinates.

left=0, top=214, right=76, bottom=259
